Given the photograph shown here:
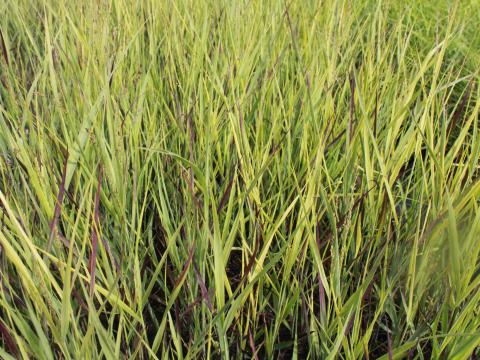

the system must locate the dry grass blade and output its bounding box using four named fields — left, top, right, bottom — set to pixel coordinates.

left=0, top=28, right=9, bottom=66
